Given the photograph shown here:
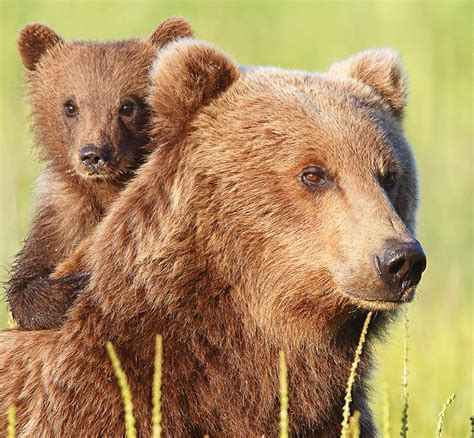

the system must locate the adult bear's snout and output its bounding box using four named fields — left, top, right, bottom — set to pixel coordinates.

left=376, top=240, right=427, bottom=297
